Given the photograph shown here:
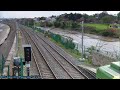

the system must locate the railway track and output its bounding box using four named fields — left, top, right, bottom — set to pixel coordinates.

left=78, top=66, right=96, bottom=79
left=0, top=21, right=16, bottom=61
left=20, top=26, right=57, bottom=79
left=24, top=26, right=92, bottom=79
left=29, top=34, right=74, bottom=79
left=20, top=32, right=42, bottom=78
left=30, top=32, right=86, bottom=79
left=21, top=26, right=73, bottom=79
left=33, top=29, right=97, bottom=79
